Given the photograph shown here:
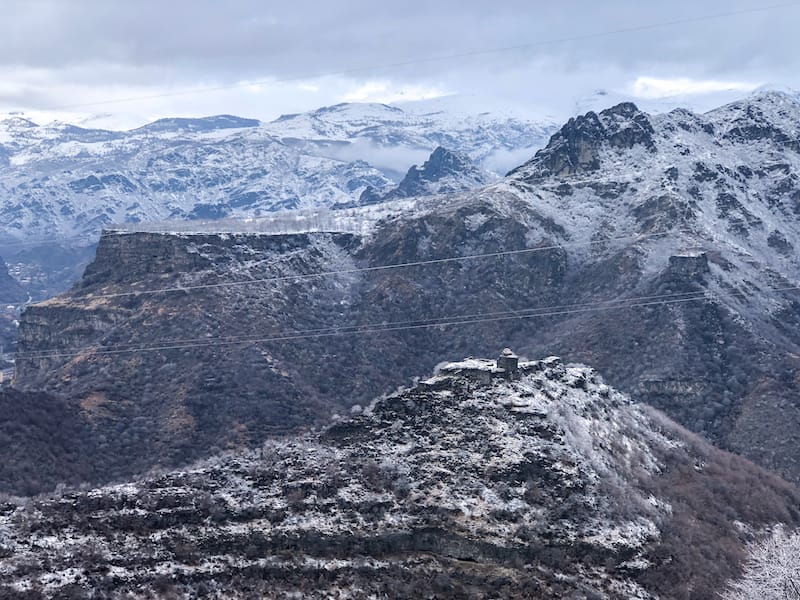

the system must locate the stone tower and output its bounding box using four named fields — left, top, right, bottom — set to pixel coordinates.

left=497, top=348, right=519, bottom=375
